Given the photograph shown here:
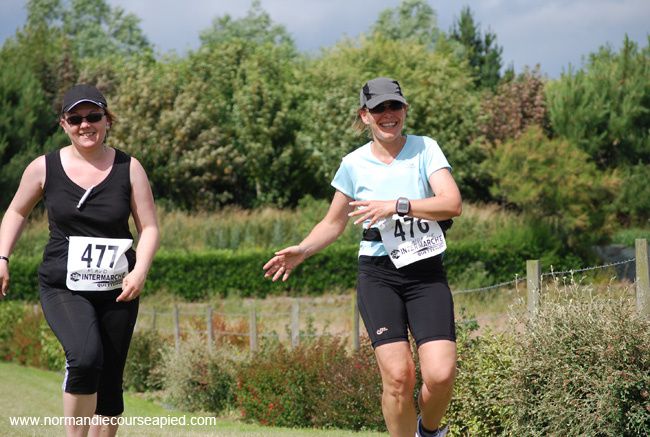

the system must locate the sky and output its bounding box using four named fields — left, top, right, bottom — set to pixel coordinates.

left=1, top=0, right=648, bottom=78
